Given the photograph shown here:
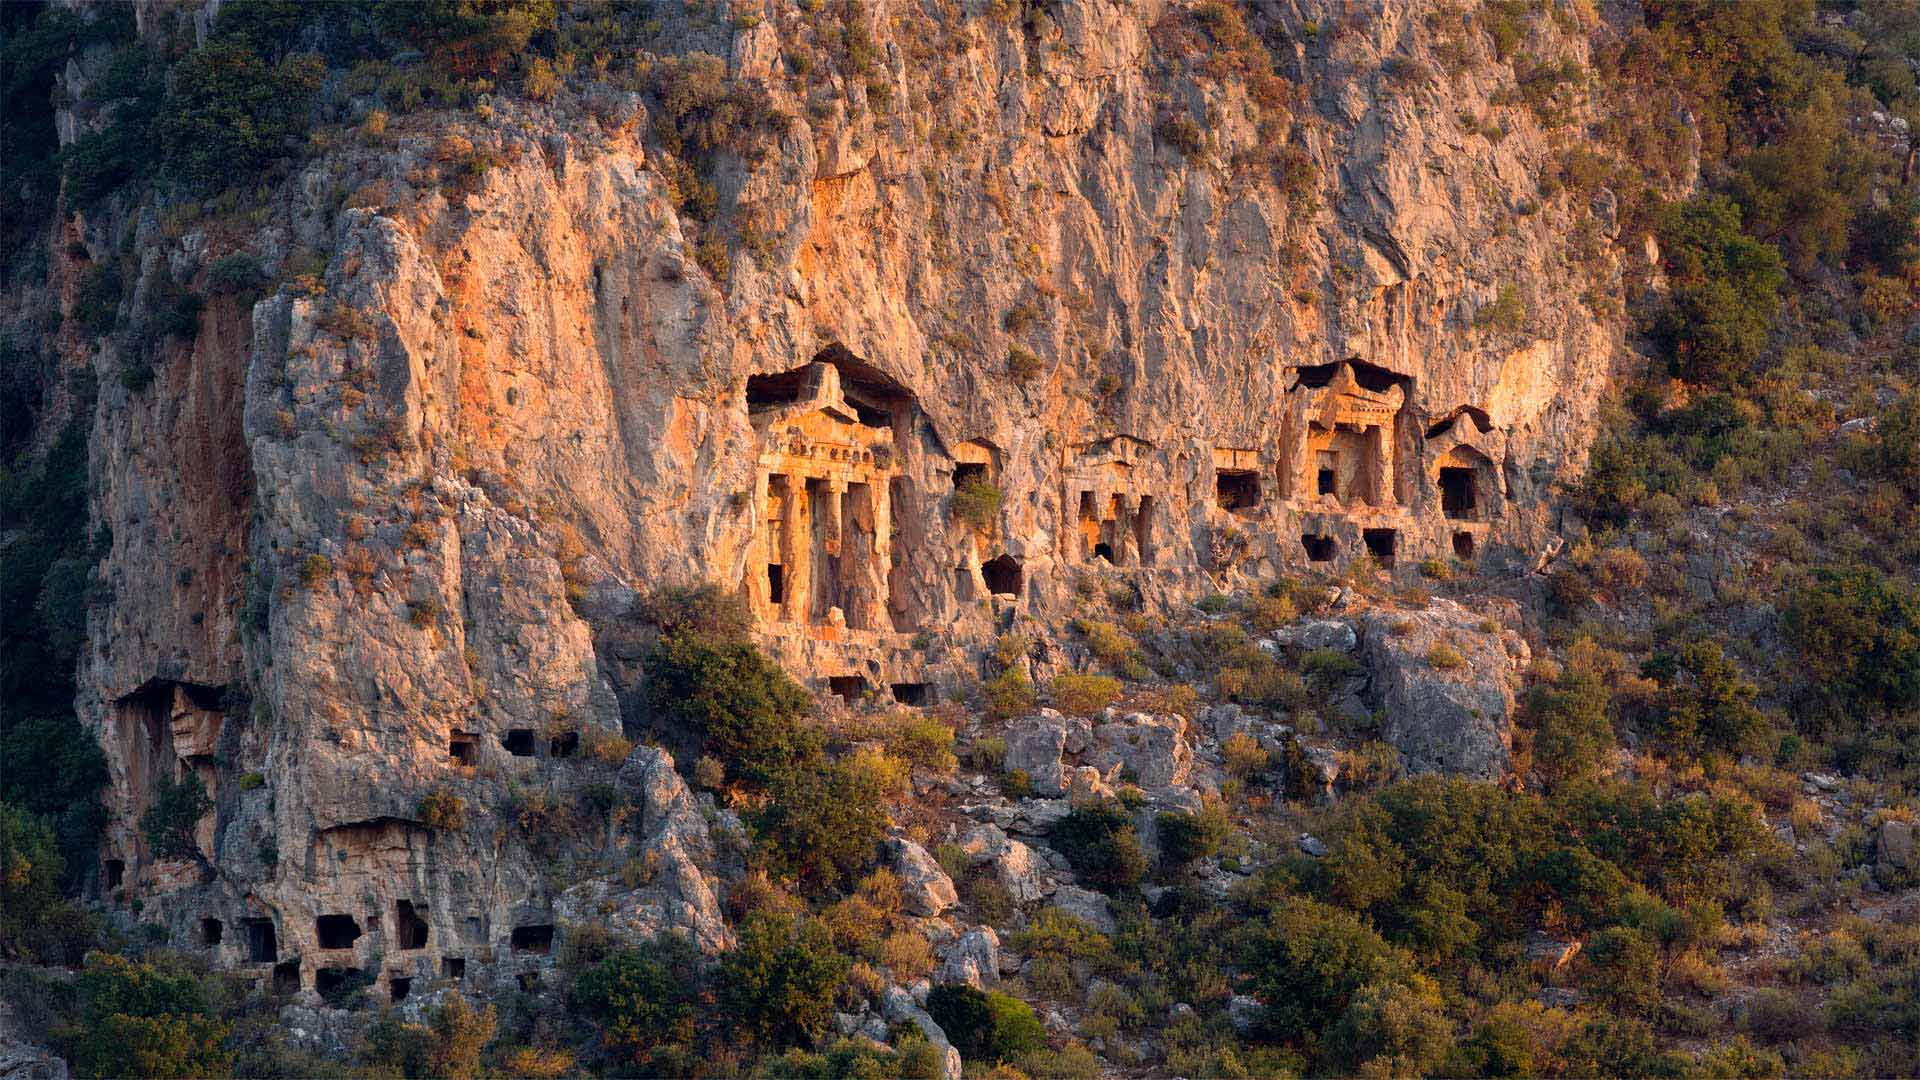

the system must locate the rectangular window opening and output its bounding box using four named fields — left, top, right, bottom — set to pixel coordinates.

left=510, top=924, right=555, bottom=955
left=1363, top=528, right=1397, bottom=567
